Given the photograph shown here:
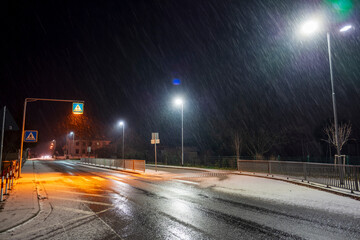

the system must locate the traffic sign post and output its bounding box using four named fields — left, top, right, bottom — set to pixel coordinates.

left=151, top=133, right=160, bottom=172
left=19, top=98, right=85, bottom=177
